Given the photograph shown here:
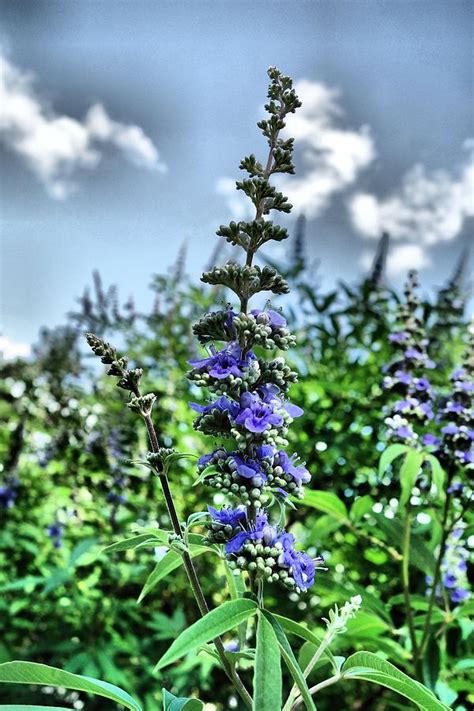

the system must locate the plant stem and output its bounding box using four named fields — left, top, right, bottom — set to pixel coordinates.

left=283, top=624, right=336, bottom=711
left=291, top=674, right=341, bottom=710
left=141, top=409, right=253, bottom=710
left=401, top=504, right=422, bottom=681
left=418, top=492, right=452, bottom=658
